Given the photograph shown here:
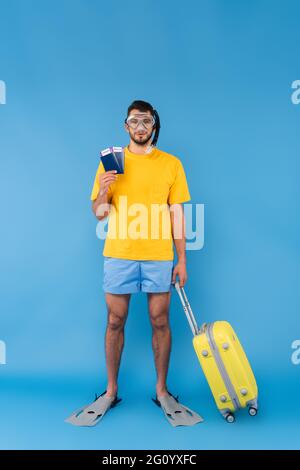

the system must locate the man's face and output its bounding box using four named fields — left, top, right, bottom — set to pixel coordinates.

left=125, top=109, right=155, bottom=146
